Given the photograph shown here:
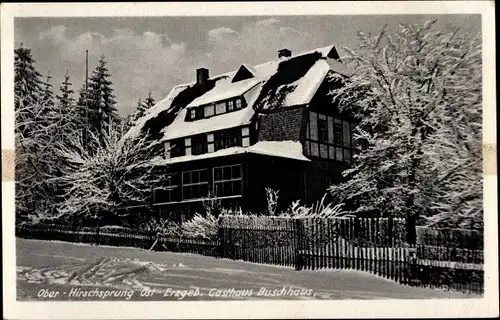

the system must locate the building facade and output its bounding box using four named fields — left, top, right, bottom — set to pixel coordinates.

left=128, top=45, right=356, bottom=219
